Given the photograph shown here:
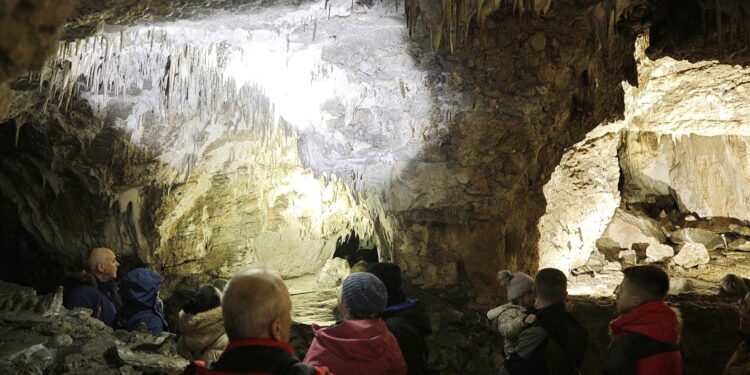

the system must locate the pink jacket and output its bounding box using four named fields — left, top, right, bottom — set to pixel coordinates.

left=304, top=318, right=407, bottom=375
